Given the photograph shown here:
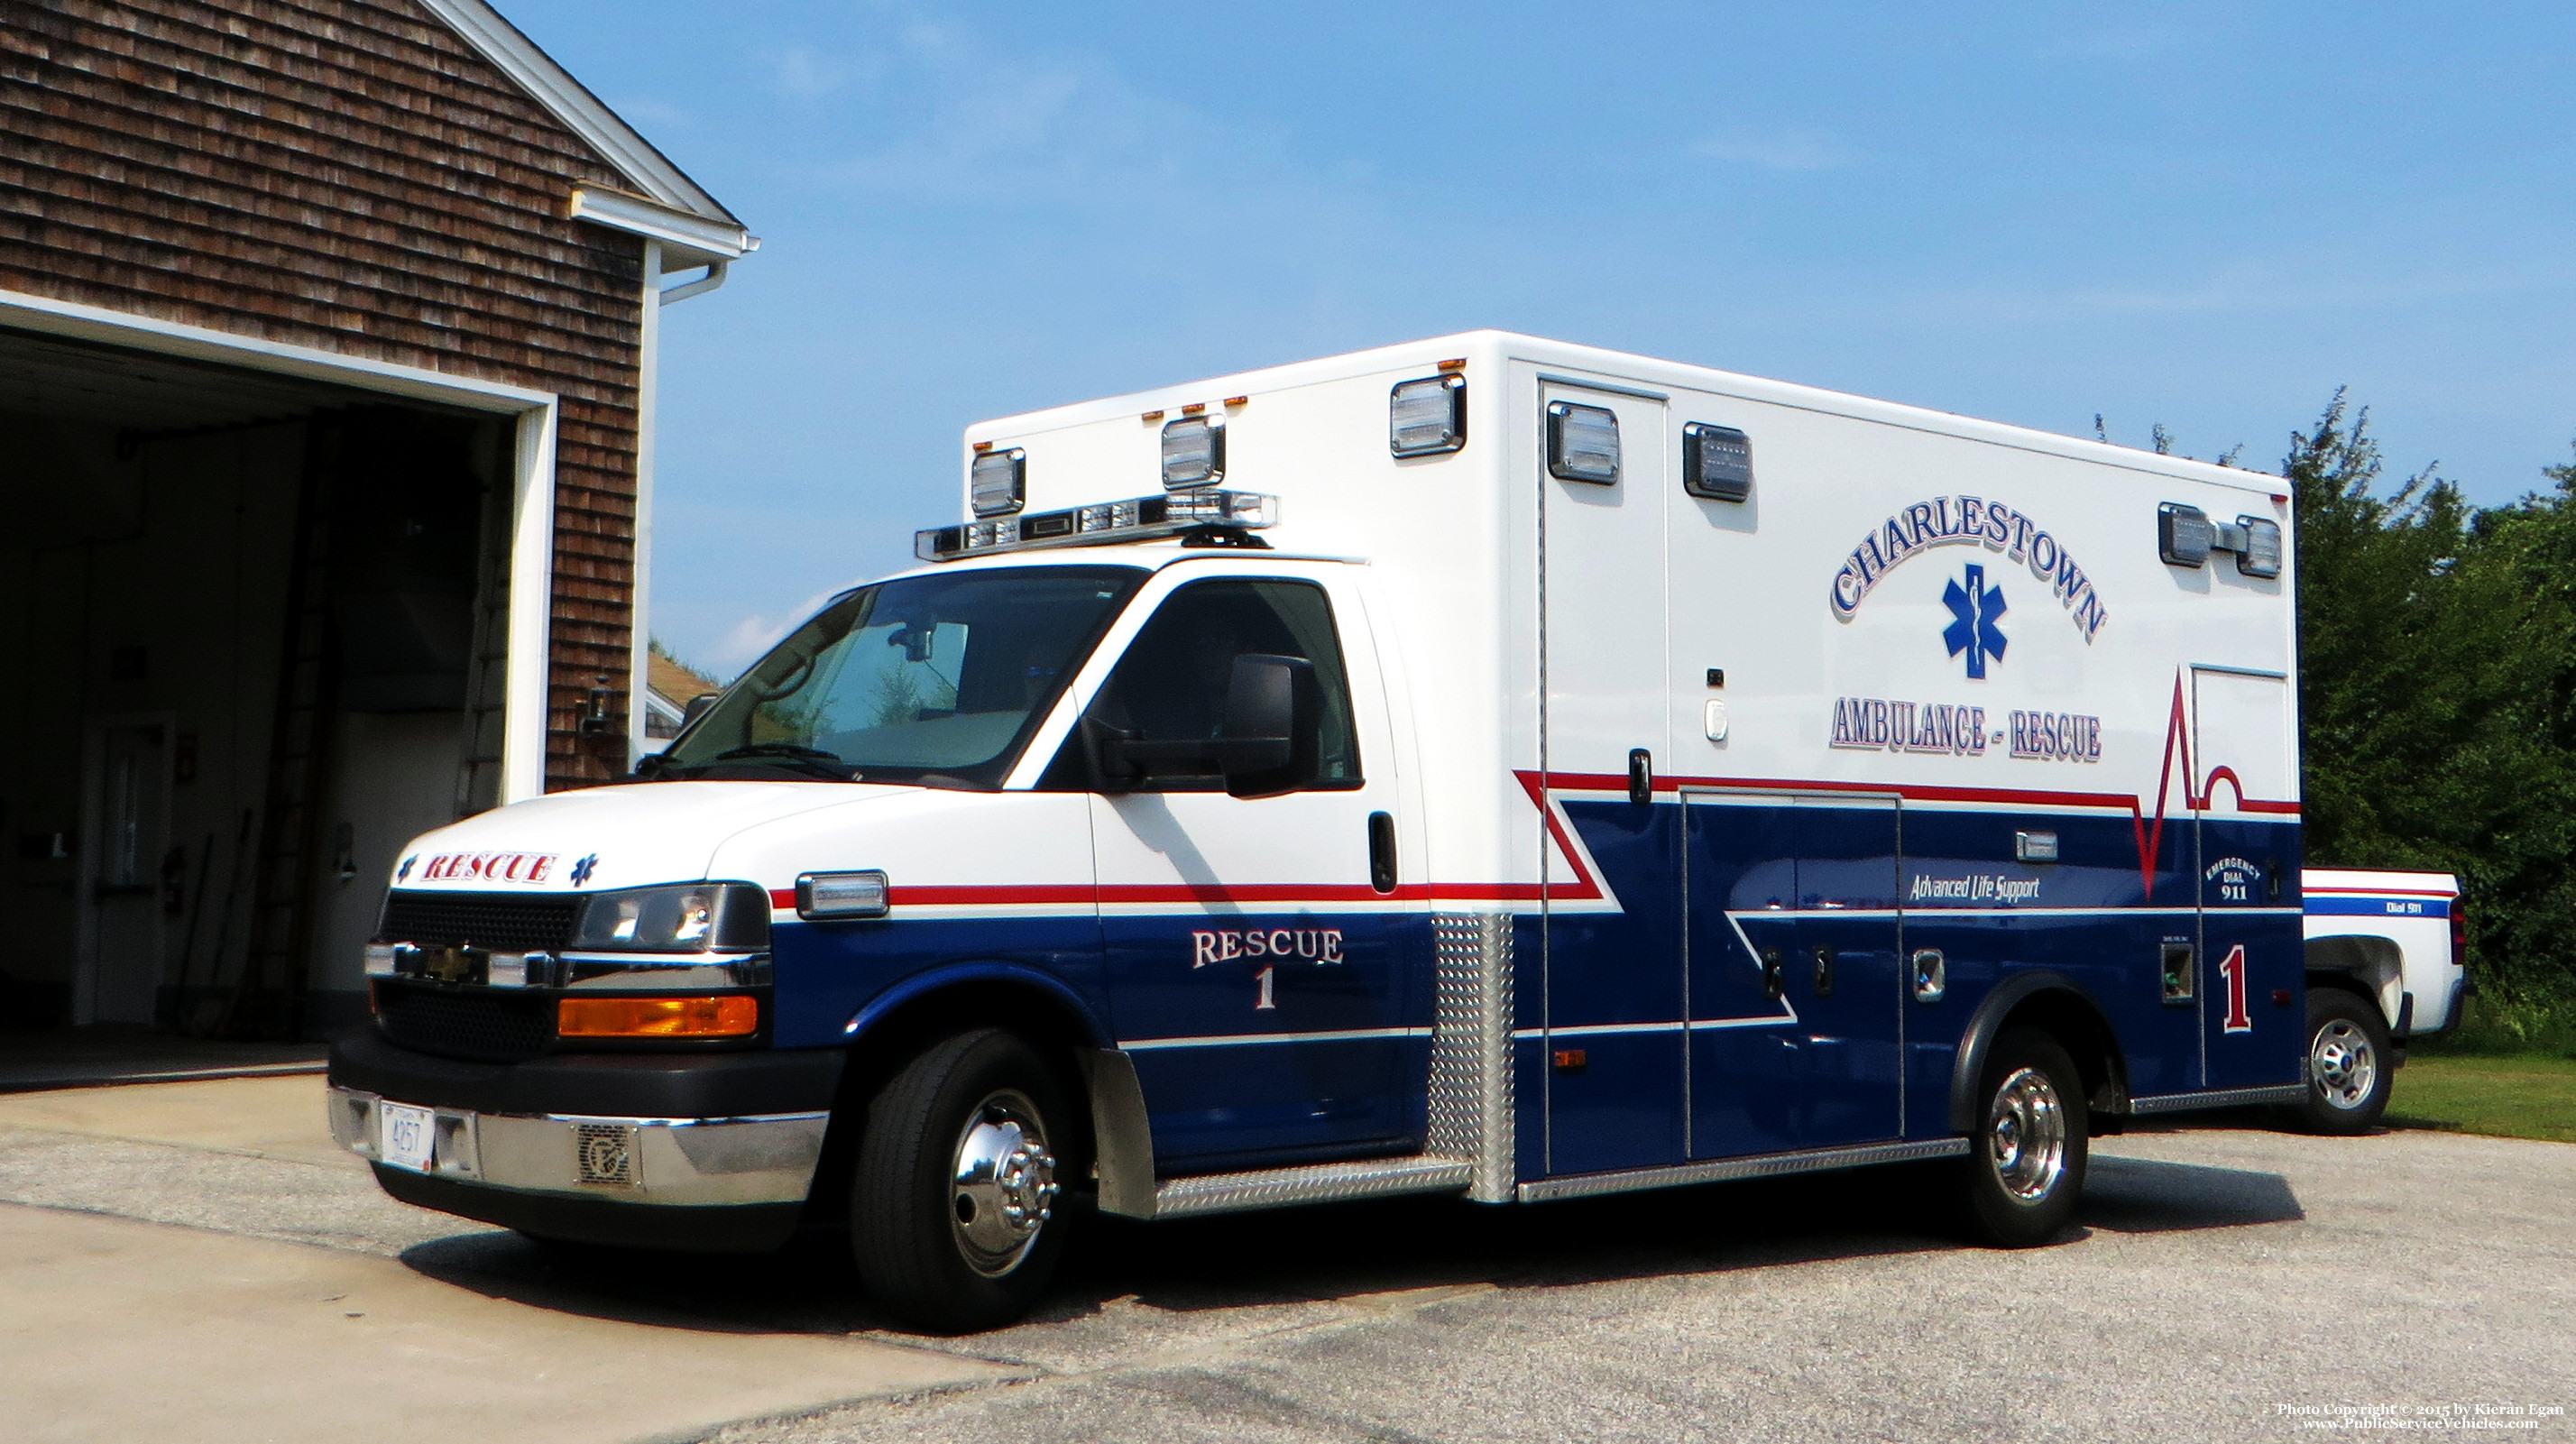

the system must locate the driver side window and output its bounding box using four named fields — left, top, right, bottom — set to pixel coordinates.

left=1060, top=578, right=1361, bottom=792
